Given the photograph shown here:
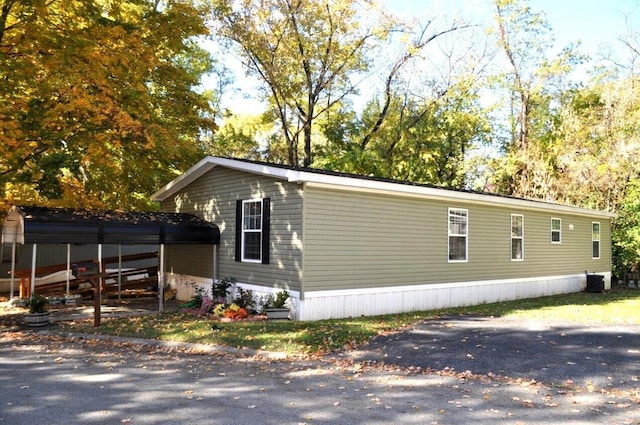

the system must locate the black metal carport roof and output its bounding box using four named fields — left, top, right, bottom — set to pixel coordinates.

left=2, top=206, right=220, bottom=245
